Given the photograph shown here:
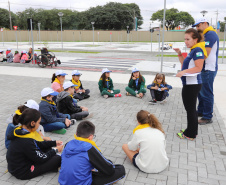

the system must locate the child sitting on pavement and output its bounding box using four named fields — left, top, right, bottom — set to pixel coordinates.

left=71, top=70, right=90, bottom=101
left=39, top=87, right=72, bottom=135
left=13, top=50, right=20, bottom=63
left=5, top=100, right=49, bottom=149
left=98, top=68, right=121, bottom=99
left=122, top=110, right=169, bottom=173
left=58, top=120, right=126, bottom=185
left=6, top=48, right=13, bottom=63
left=6, top=108, right=63, bottom=180
left=56, top=81, right=89, bottom=120
left=125, top=68, right=146, bottom=98
left=147, top=73, right=172, bottom=104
